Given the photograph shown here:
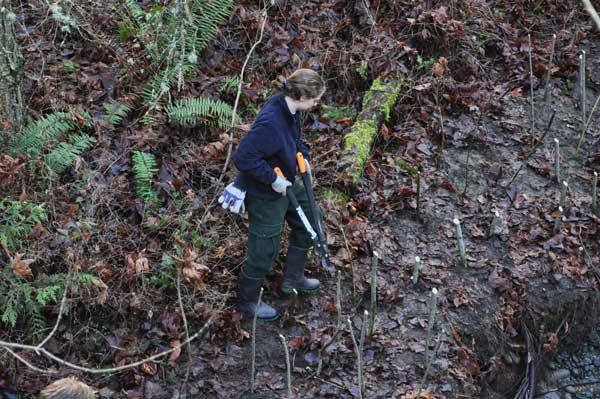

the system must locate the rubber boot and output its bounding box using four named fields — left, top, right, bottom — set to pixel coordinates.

left=281, top=246, right=320, bottom=294
left=237, top=269, right=278, bottom=321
